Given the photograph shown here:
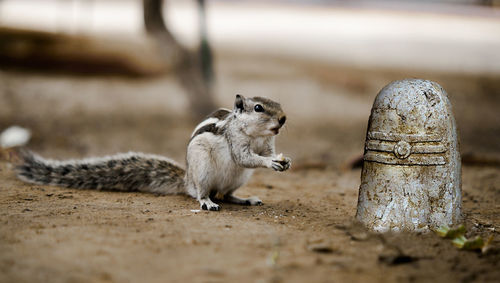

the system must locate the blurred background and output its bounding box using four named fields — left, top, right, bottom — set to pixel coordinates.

left=1, top=1, right=500, bottom=282
left=1, top=0, right=499, bottom=165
